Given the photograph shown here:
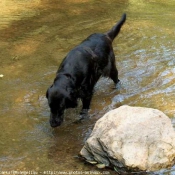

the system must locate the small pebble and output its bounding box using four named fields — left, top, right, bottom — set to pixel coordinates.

left=86, top=160, right=97, bottom=164
left=96, top=163, right=106, bottom=169
left=0, top=74, right=4, bottom=78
